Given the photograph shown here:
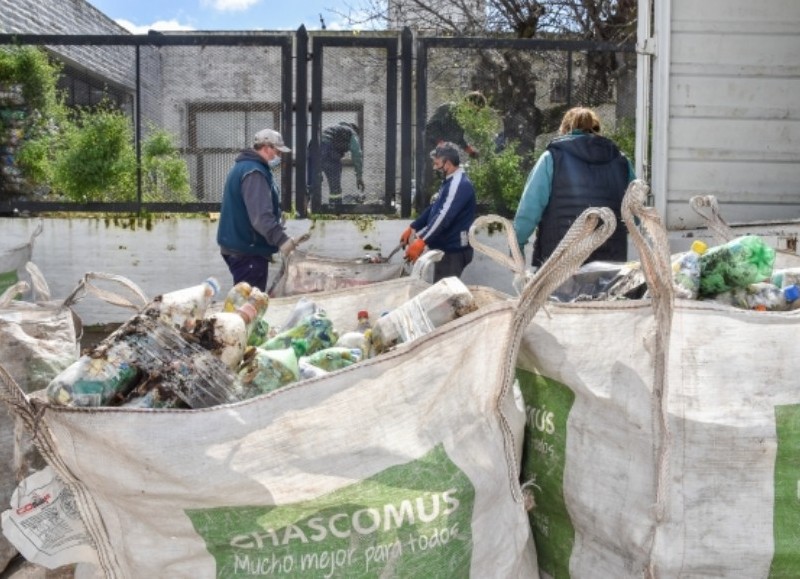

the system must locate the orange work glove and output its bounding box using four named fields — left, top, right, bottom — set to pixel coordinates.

left=404, top=239, right=426, bottom=263
left=400, top=226, right=414, bottom=248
